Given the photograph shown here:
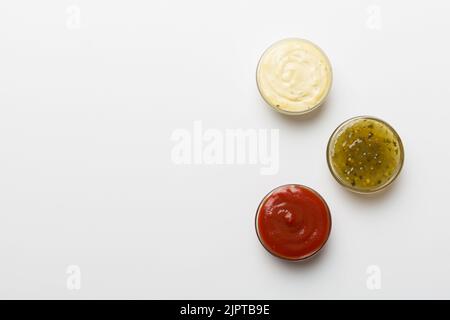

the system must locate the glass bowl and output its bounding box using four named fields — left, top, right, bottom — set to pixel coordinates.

left=256, top=38, right=333, bottom=116
left=255, top=184, right=332, bottom=261
left=327, top=116, right=404, bottom=194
